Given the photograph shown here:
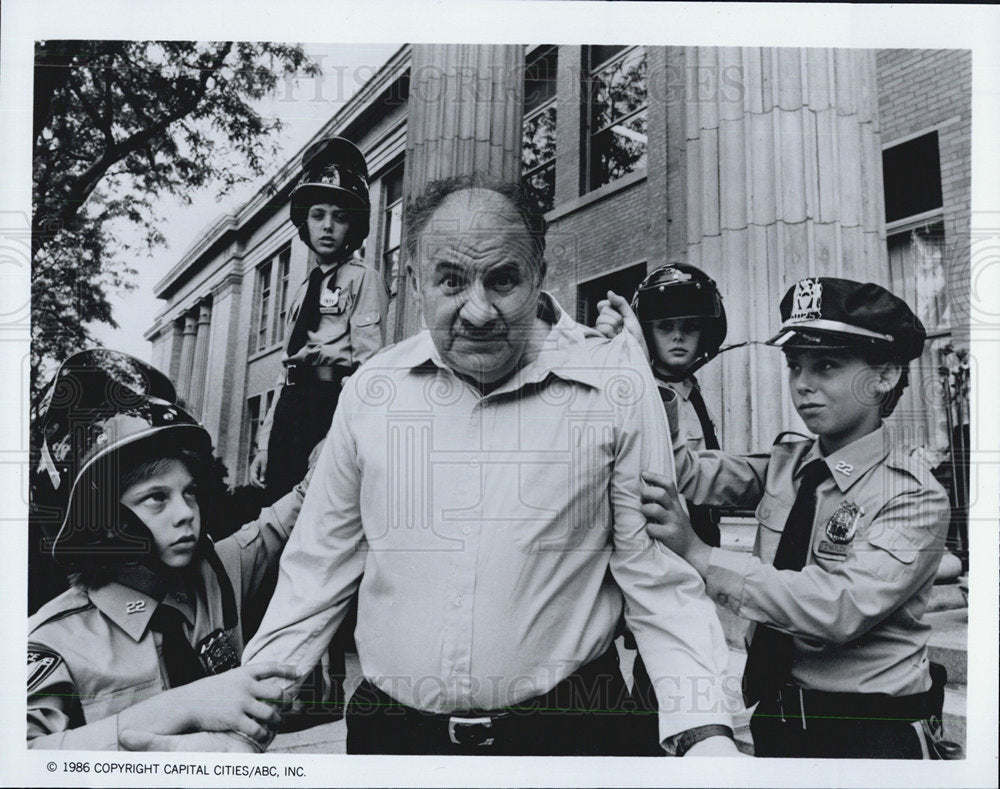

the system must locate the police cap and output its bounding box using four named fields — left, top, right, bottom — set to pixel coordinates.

left=766, top=277, right=926, bottom=361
